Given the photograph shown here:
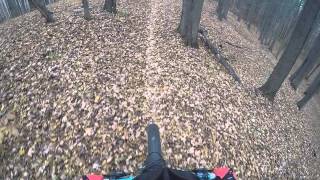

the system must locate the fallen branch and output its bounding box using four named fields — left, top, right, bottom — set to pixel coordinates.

left=198, top=27, right=242, bottom=84
left=225, top=41, right=243, bottom=49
